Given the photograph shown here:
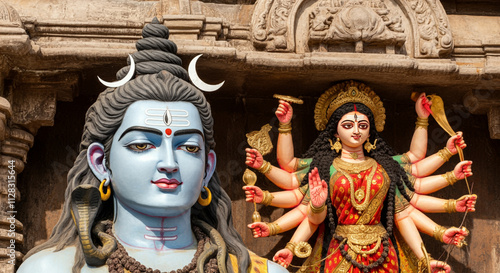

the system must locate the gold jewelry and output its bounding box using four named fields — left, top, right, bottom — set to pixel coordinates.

left=273, top=94, right=304, bottom=104
left=335, top=224, right=386, bottom=257
left=278, top=122, right=292, bottom=134
left=329, top=137, right=342, bottom=153
left=294, top=242, right=312, bottom=258
left=444, top=199, right=457, bottom=213
left=415, top=117, right=429, bottom=130
left=314, top=81, right=385, bottom=132
left=197, top=186, right=212, bottom=206
left=437, top=147, right=453, bottom=162
left=285, top=242, right=296, bottom=254
left=261, top=190, right=274, bottom=206
left=99, top=179, right=111, bottom=201
left=349, top=152, right=358, bottom=159
left=333, top=158, right=377, bottom=213
left=433, top=225, right=447, bottom=243
left=246, top=124, right=273, bottom=156
left=333, top=157, right=376, bottom=174
left=309, top=202, right=326, bottom=214
left=257, top=160, right=272, bottom=174
left=267, top=222, right=281, bottom=236
left=442, top=171, right=458, bottom=185
left=284, top=241, right=312, bottom=258
left=363, top=139, right=377, bottom=153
